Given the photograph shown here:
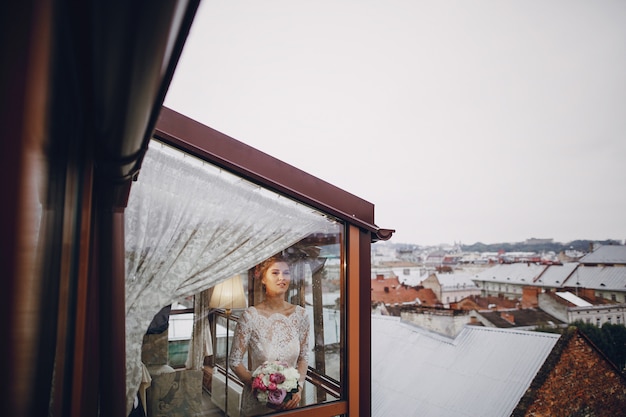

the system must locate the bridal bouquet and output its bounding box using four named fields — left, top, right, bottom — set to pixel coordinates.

left=251, top=360, right=300, bottom=407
